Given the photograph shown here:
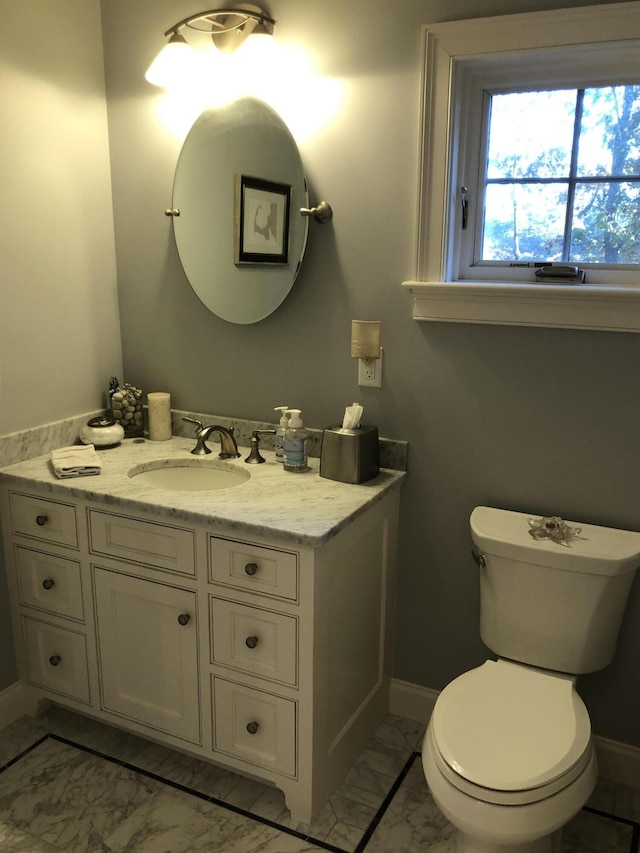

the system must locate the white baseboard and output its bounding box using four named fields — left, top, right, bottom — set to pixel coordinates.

left=390, top=677, right=640, bottom=788
left=389, top=677, right=438, bottom=724
left=0, top=681, right=29, bottom=730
